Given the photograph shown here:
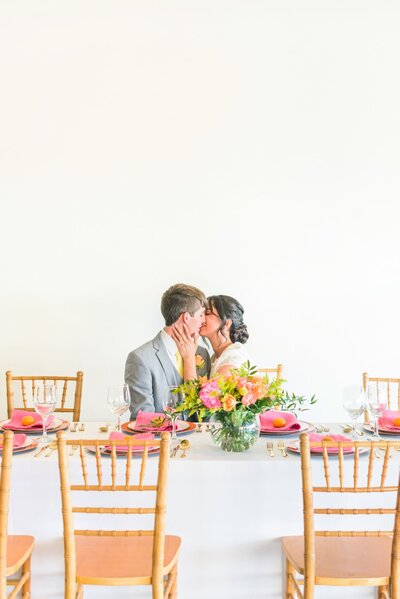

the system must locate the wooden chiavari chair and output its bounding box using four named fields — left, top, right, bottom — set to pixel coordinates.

left=6, top=371, right=84, bottom=421
left=282, top=433, right=400, bottom=598
left=56, top=431, right=180, bottom=599
left=363, top=373, right=400, bottom=423
left=258, top=364, right=283, bottom=380
left=0, top=431, right=35, bottom=599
